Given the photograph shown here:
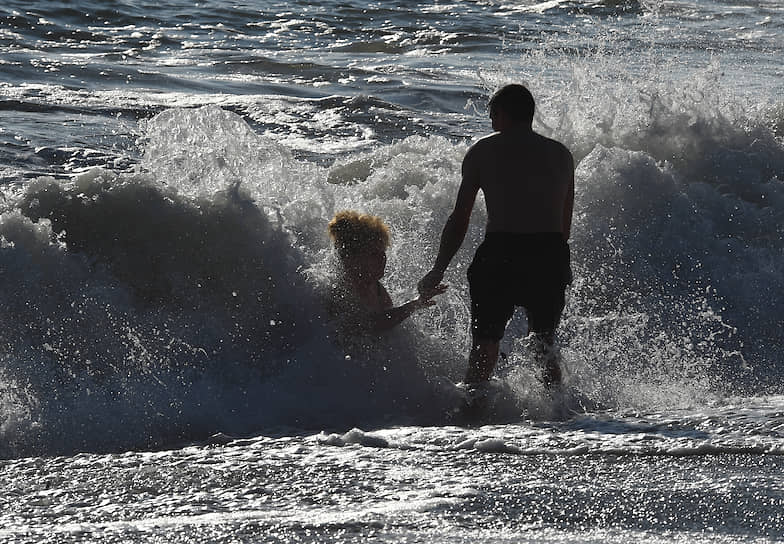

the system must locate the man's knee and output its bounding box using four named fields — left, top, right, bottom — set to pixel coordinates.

left=532, top=329, right=555, bottom=347
left=526, top=331, right=558, bottom=360
left=466, top=337, right=500, bottom=384
left=525, top=332, right=562, bottom=386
